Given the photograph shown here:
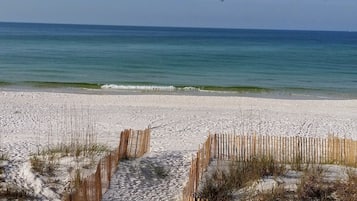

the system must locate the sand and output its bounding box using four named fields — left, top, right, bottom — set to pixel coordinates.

left=0, top=90, right=356, bottom=200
